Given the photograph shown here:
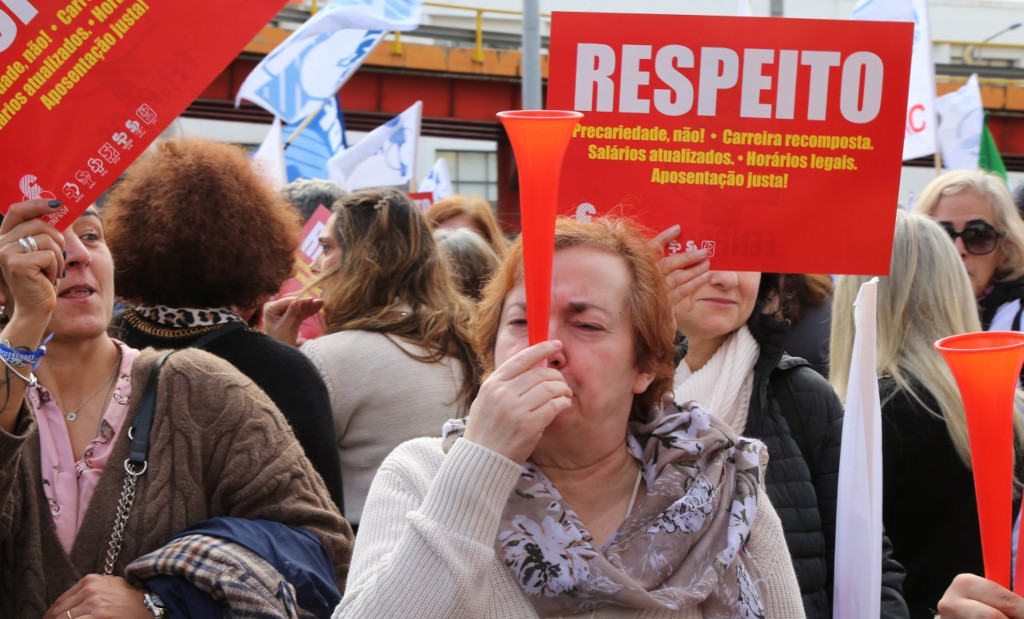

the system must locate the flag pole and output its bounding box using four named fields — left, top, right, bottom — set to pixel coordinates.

left=283, top=102, right=328, bottom=149
left=934, top=150, right=942, bottom=176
